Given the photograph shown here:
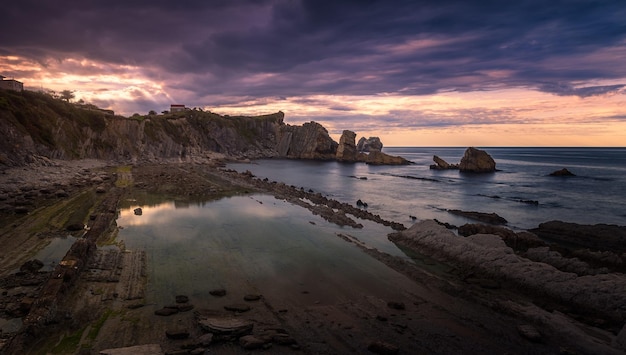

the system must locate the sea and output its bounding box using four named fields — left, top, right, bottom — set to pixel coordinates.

left=227, top=147, right=626, bottom=231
